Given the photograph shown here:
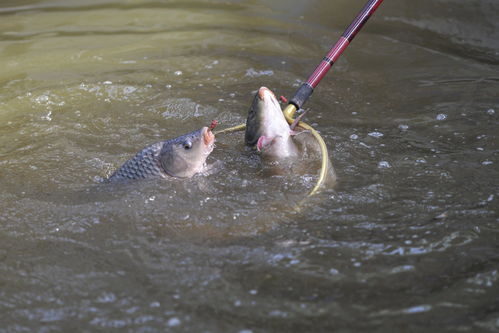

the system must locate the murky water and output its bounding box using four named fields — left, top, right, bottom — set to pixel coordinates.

left=1, top=0, right=498, bottom=331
